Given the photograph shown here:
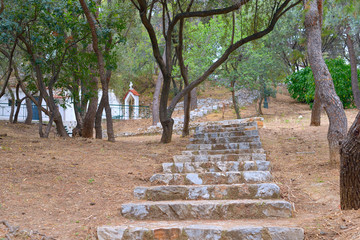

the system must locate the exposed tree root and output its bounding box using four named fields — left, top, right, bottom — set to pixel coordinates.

left=1, top=220, right=55, bottom=240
